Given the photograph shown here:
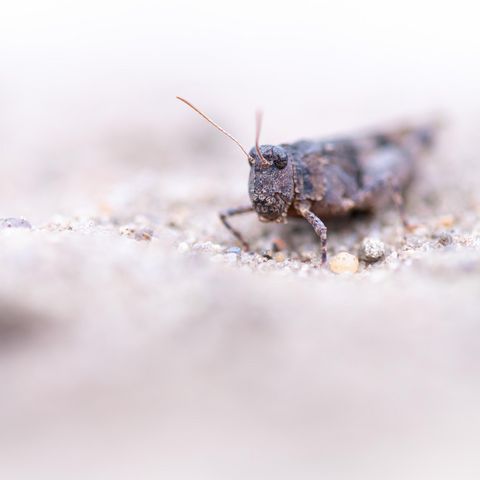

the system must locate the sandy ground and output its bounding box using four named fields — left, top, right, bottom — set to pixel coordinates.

left=1, top=125, right=480, bottom=479
left=1, top=2, right=480, bottom=479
